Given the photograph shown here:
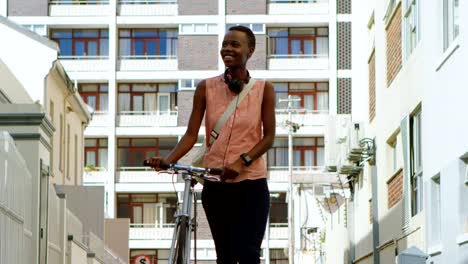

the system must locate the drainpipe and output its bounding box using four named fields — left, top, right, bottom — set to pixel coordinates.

left=371, top=165, right=380, bottom=264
